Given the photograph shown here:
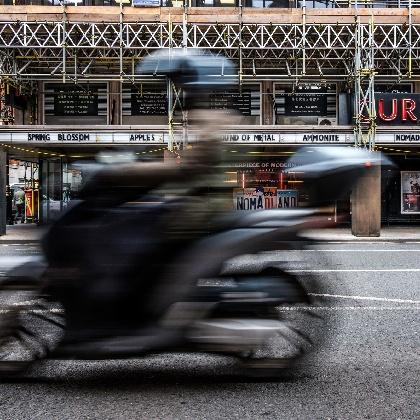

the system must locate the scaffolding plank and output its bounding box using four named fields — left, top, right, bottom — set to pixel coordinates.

left=0, top=6, right=414, bottom=25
